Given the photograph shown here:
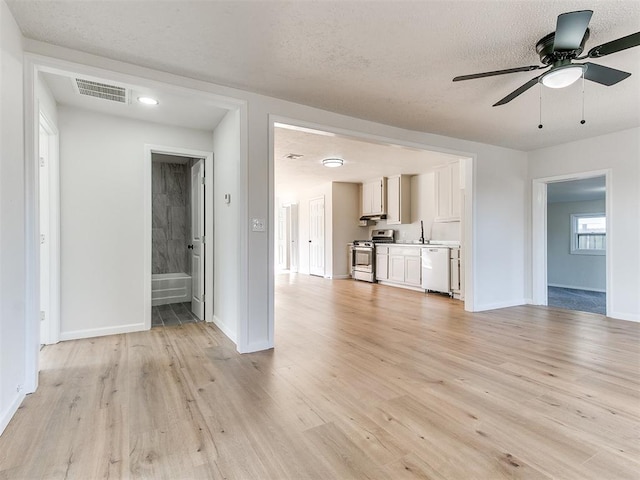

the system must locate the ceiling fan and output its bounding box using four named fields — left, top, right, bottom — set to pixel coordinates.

left=453, top=10, right=640, bottom=106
